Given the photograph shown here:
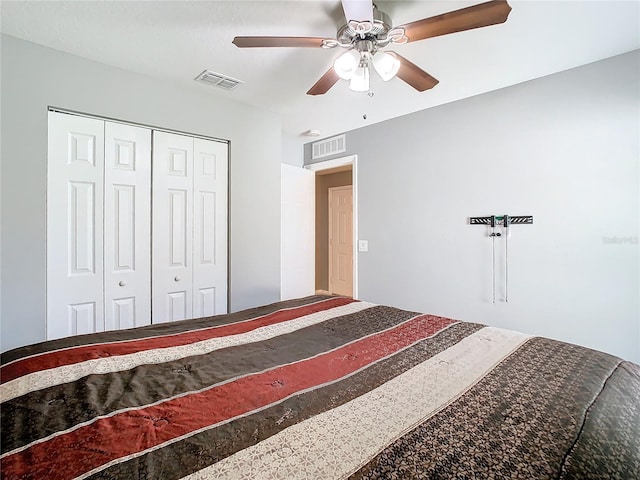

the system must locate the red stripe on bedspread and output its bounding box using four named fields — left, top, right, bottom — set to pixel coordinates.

left=1, top=314, right=455, bottom=480
left=0, top=297, right=356, bottom=385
